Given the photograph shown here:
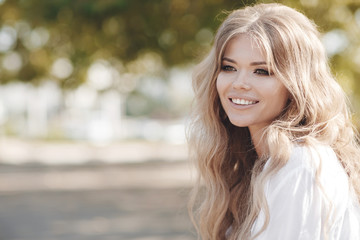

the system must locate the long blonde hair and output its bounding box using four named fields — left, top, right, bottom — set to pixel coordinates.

left=188, top=3, right=360, bottom=240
